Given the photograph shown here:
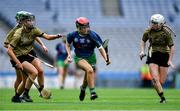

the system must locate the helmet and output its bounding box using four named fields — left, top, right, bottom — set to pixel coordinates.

left=150, top=14, right=165, bottom=25
left=75, top=17, right=89, bottom=28
left=15, top=11, right=35, bottom=21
